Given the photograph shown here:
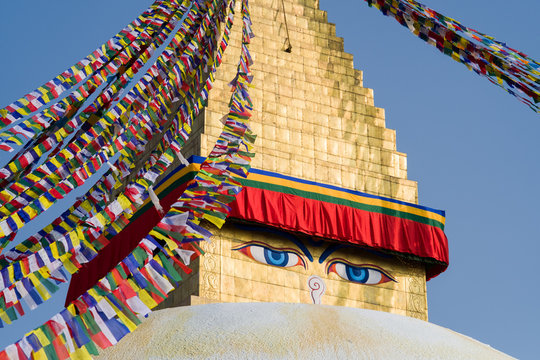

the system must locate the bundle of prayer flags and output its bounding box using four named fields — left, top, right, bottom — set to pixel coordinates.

left=364, top=0, right=540, bottom=112
left=0, top=0, right=257, bottom=358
